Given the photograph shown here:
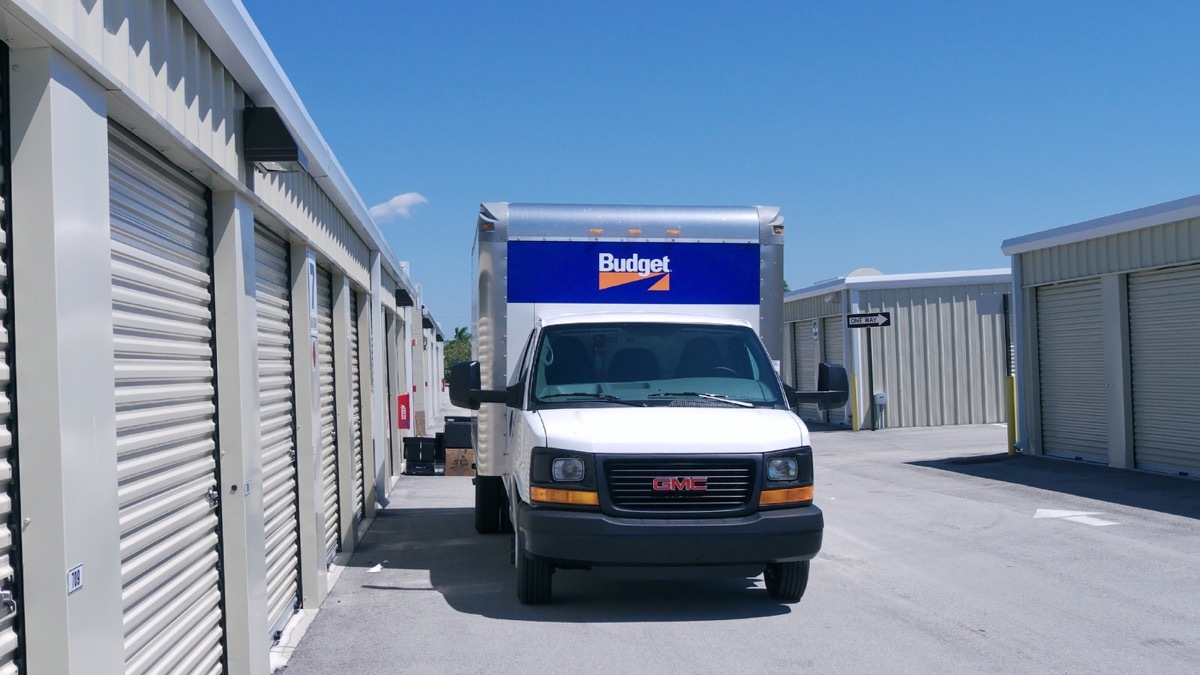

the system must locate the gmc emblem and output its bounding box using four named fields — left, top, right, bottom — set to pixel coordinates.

left=652, top=477, right=708, bottom=492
